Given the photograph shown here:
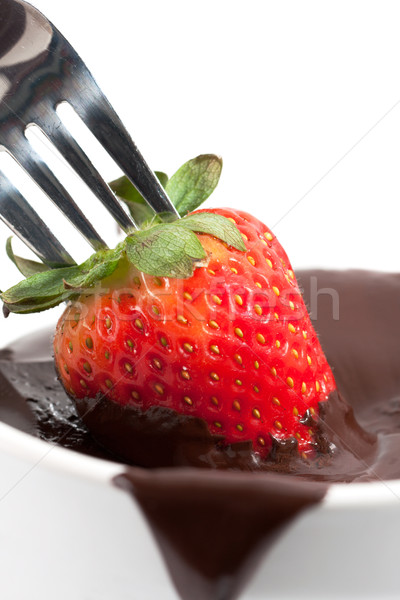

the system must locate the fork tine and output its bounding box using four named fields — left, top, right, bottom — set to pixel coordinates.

left=6, top=133, right=107, bottom=252
left=36, top=111, right=137, bottom=233
left=0, top=169, right=75, bottom=267
left=67, top=72, right=180, bottom=219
